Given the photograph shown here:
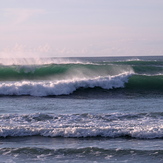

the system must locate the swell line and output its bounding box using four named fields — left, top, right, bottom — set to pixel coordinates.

left=1, top=147, right=163, bottom=156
